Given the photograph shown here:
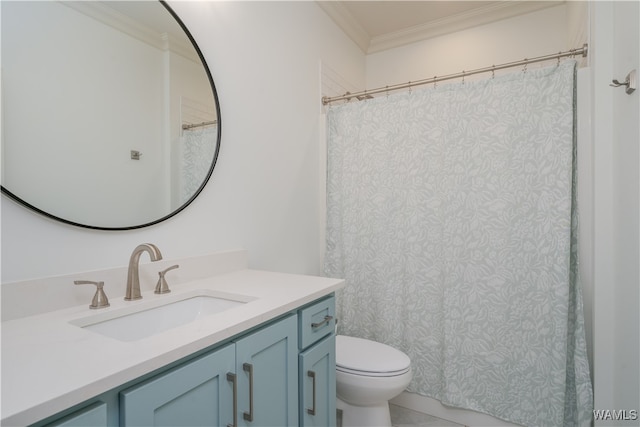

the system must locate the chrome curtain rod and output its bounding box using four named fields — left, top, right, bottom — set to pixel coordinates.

left=182, top=120, right=218, bottom=130
left=322, top=44, right=588, bottom=105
